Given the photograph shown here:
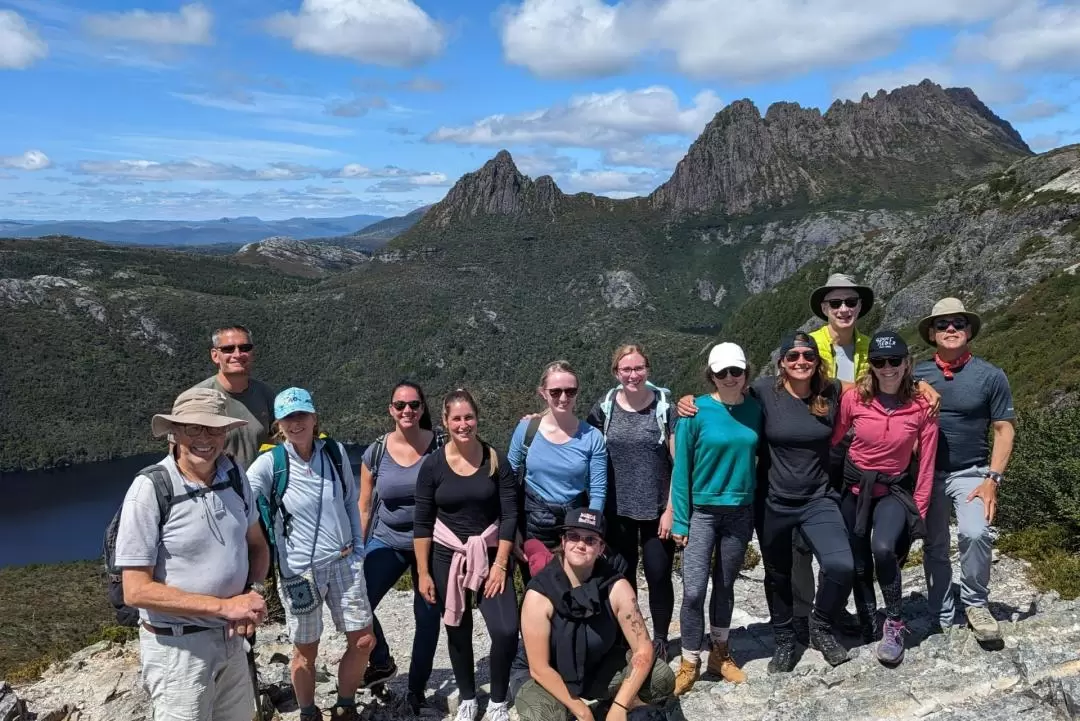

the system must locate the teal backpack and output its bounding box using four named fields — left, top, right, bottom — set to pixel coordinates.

left=255, top=439, right=347, bottom=571
left=598, top=381, right=672, bottom=443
